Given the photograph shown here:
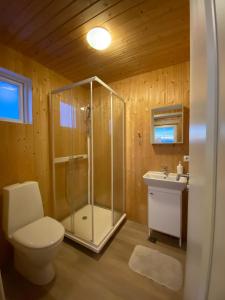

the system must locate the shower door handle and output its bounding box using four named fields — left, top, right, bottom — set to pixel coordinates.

left=69, top=154, right=87, bottom=161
